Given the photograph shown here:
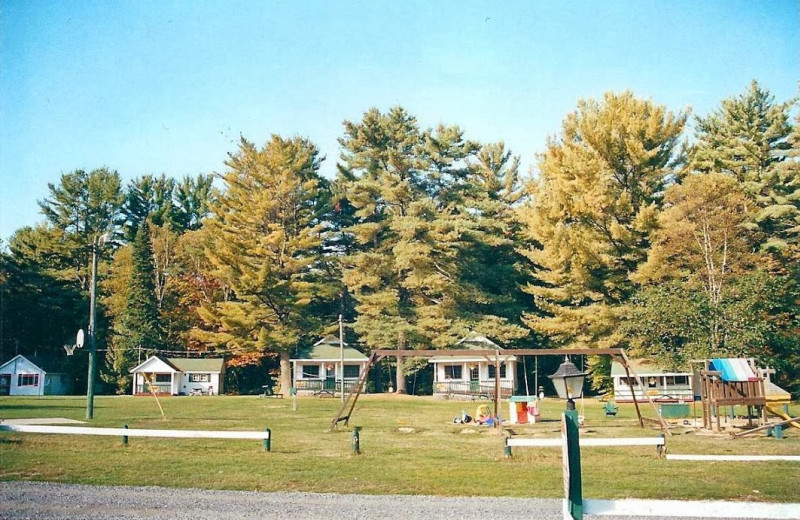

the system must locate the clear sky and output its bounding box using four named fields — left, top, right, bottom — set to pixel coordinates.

left=1, top=1, right=798, bottom=242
